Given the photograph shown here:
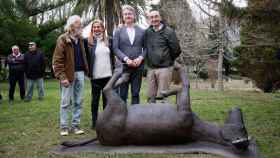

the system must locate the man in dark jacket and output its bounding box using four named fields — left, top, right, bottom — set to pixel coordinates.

left=145, top=10, right=181, bottom=103
left=24, top=42, right=45, bottom=101
left=6, top=45, right=25, bottom=103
